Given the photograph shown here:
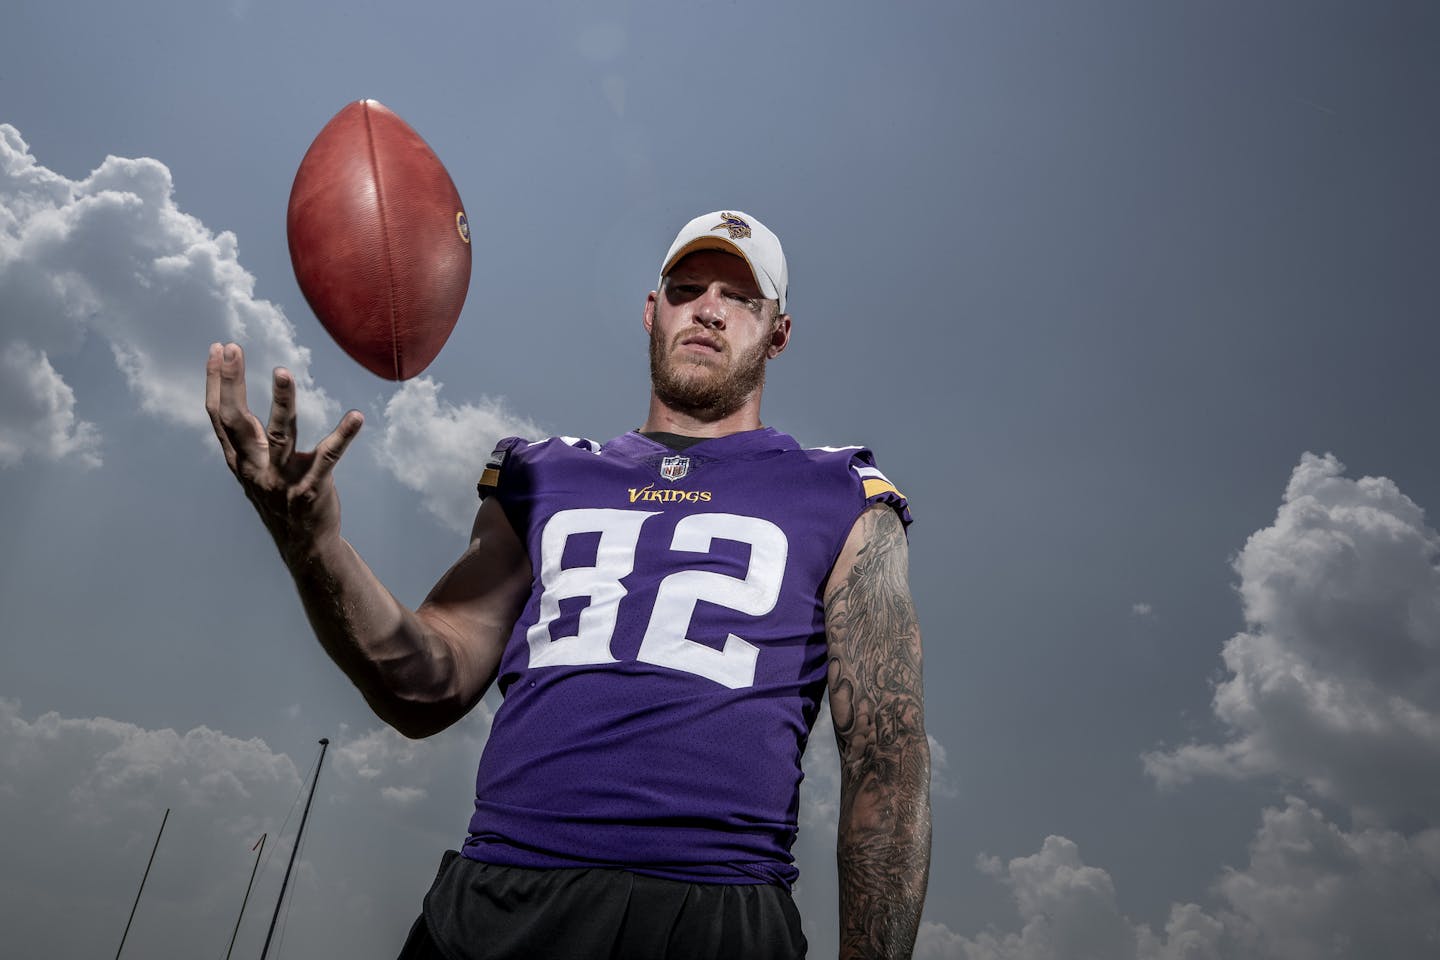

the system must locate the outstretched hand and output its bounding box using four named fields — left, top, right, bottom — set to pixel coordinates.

left=205, top=342, right=363, bottom=563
